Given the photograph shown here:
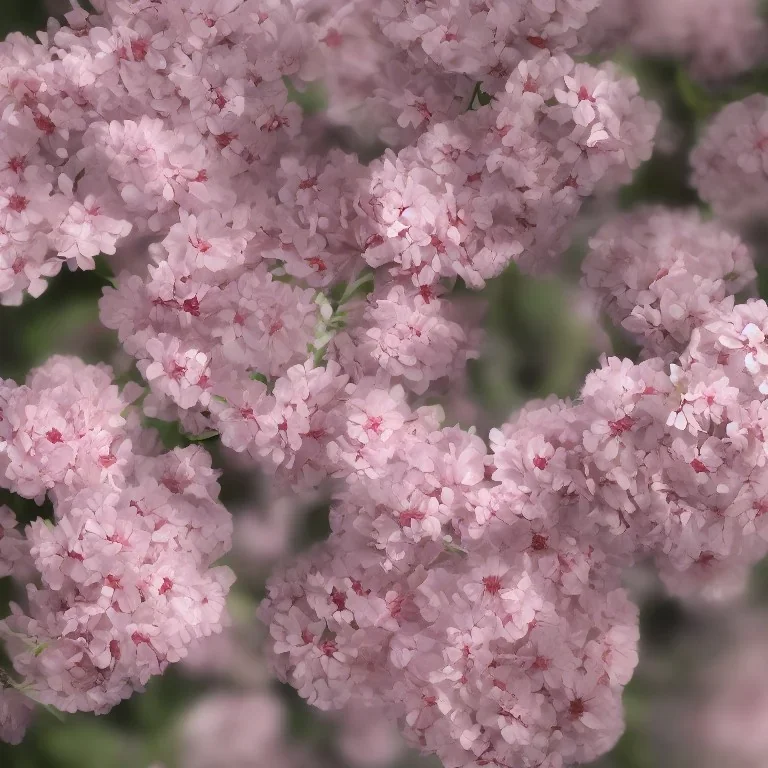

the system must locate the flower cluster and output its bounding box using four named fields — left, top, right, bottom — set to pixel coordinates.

left=261, top=216, right=768, bottom=767
left=9, top=2, right=768, bottom=767
left=583, top=206, right=755, bottom=357
left=359, top=51, right=659, bottom=286
left=261, top=482, right=638, bottom=768
left=679, top=613, right=768, bottom=768
left=372, top=0, right=601, bottom=83
left=0, top=0, right=320, bottom=305
left=0, top=357, right=233, bottom=735
left=583, top=0, right=768, bottom=81
left=691, top=95, right=768, bottom=223
left=180, top=589, right=408, bottom=768
left=0, top=356, right=143, bottom=502
left=0, top=0, right=666, bottom=760
left=97, top=44, right=657, bottom=486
